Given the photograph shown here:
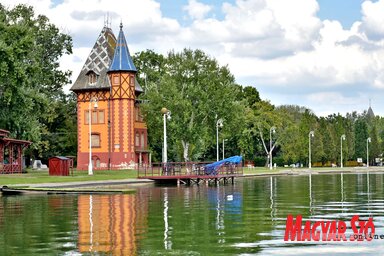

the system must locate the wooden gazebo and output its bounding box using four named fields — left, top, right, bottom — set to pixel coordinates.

left=0, top=129, right=31, bottom=174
